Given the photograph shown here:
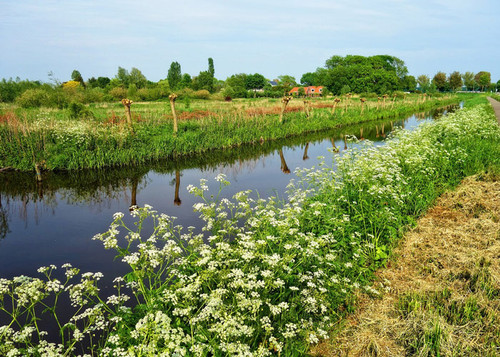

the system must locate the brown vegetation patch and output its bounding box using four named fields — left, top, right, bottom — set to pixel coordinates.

left=163, top=110, right=217, bottom=121
left=0, top=111, right=19, bottom=125
left=104, top=112, right=145, bottom=126
left=312, top=103, right=335, bottom=109
left=245, top=105, right=304, bottom=117
left=313, top=174, right=500, bottom=356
